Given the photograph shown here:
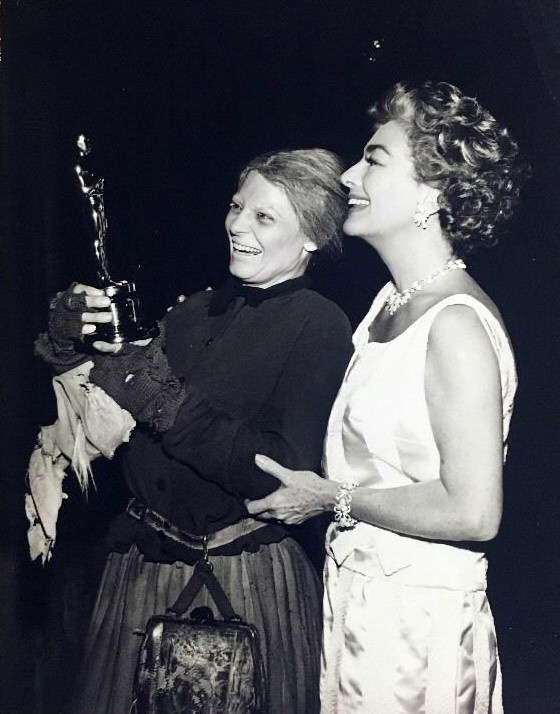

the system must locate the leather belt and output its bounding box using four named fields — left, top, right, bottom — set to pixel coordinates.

left=126, top=498, right=268, bottom=552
